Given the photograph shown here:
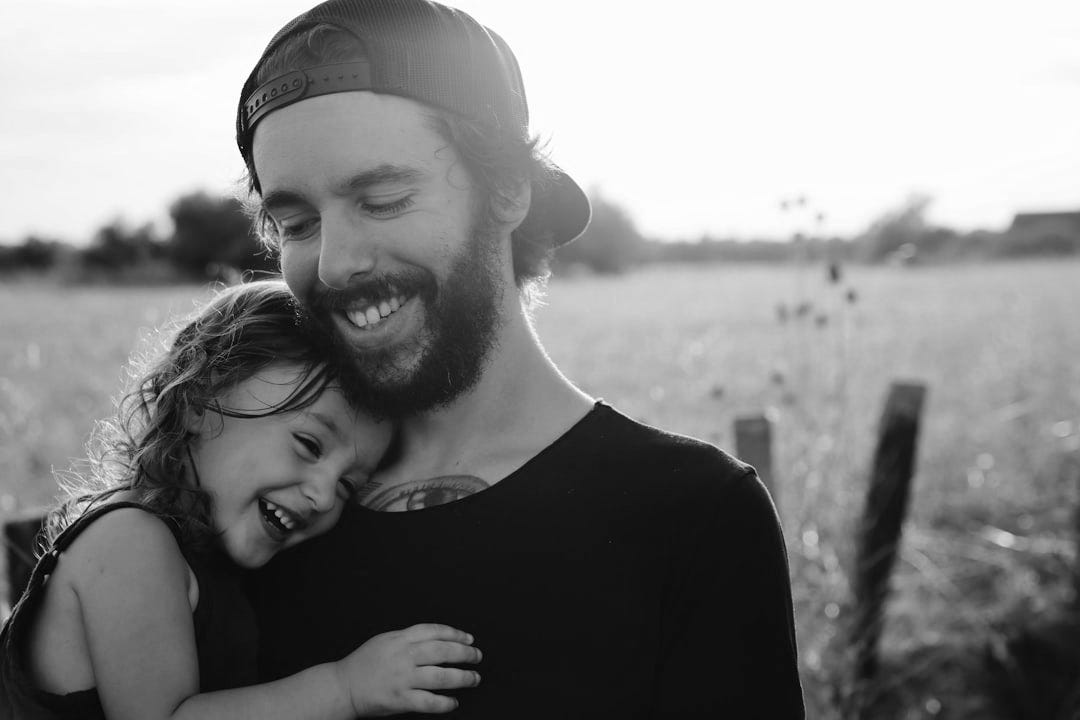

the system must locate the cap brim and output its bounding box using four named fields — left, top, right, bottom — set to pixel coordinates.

left=528, top=164, right=591, bottom=248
